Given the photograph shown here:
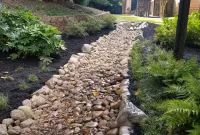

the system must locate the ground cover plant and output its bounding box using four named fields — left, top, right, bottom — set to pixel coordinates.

left=0, top=9, right=66, bottom=65
left=131, top=40, right=200, bottom=135
left=67, top=15, right=116, bottom=37
left=155, top=12, right=200, bottom=48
